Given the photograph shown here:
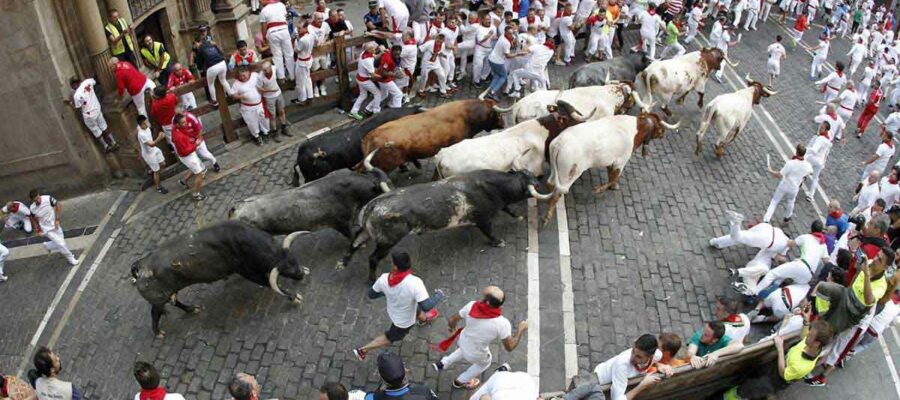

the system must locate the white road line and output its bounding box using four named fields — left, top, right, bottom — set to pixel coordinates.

left=554, top=197, right=579, bottom=384
left=47, top=228, right=121, bottom=348
left=878, top=335, right=900, bottom=399
left=15, top=192, right=127, bottom=377
left=527, top=198, right=541, bottom=382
